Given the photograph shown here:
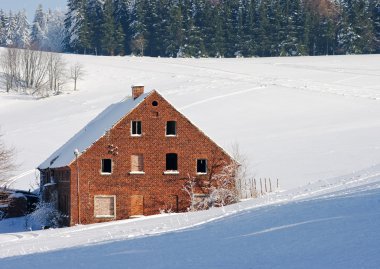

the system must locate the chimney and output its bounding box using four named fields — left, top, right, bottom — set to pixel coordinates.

left=132, top=84, right=144, bottom=99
